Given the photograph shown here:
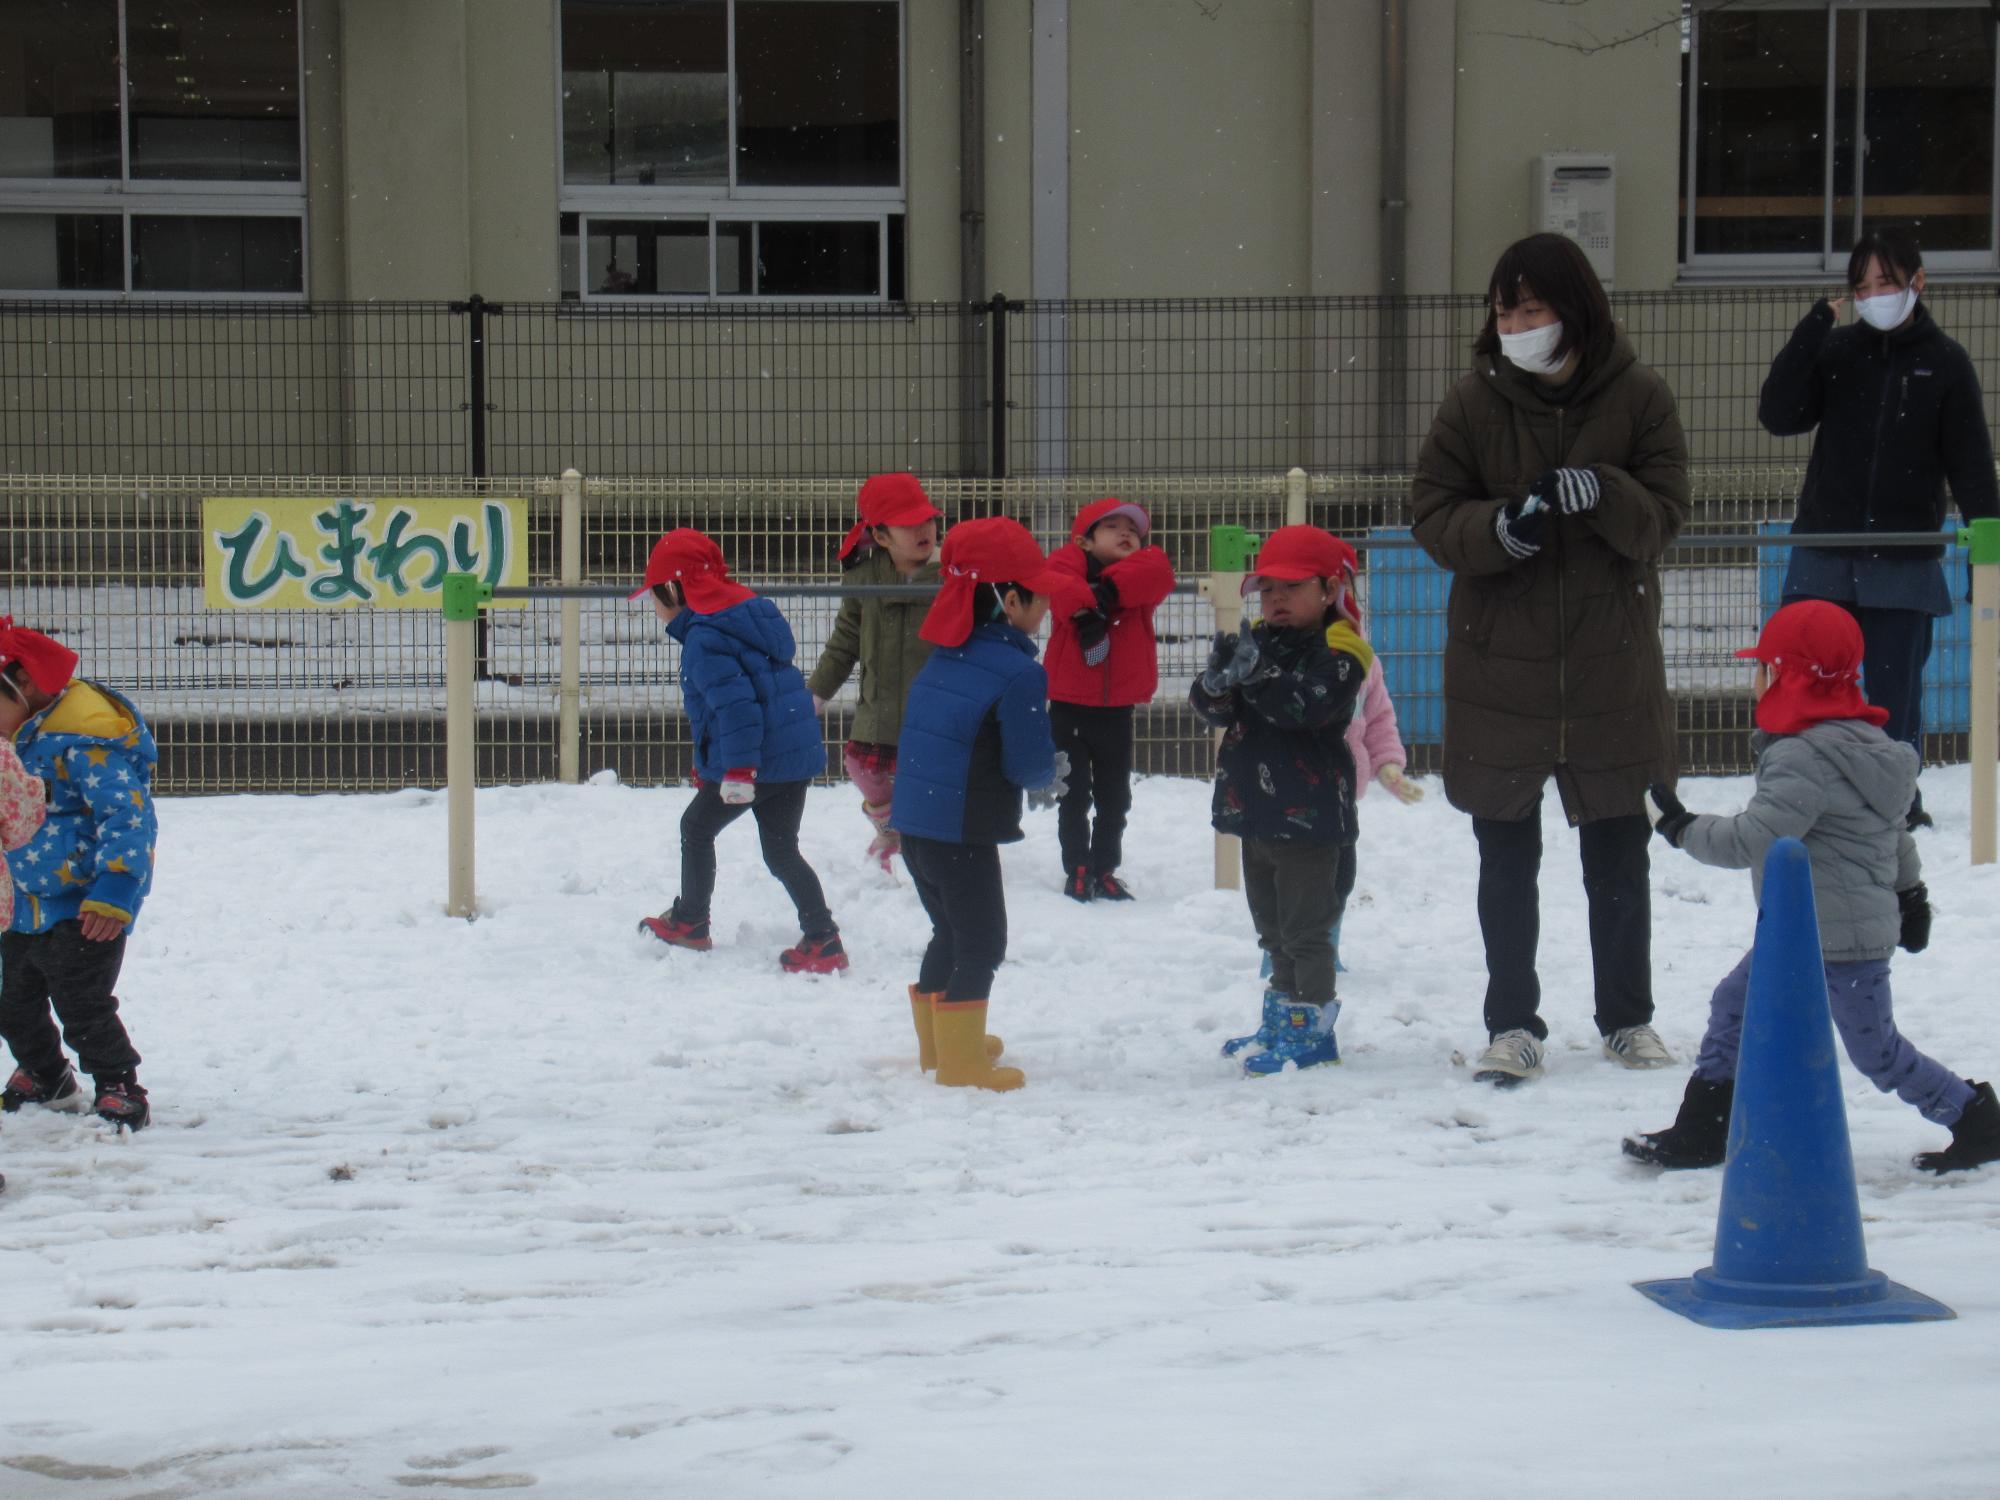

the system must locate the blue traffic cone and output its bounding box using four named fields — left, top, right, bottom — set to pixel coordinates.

left=1635, top=837, right=1954, bottom=1329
